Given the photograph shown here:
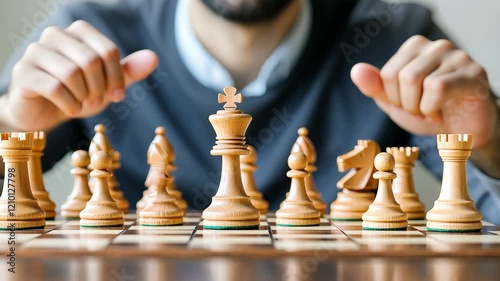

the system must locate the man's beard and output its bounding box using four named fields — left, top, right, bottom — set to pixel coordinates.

left=201, top=0, right=294, bottom=23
